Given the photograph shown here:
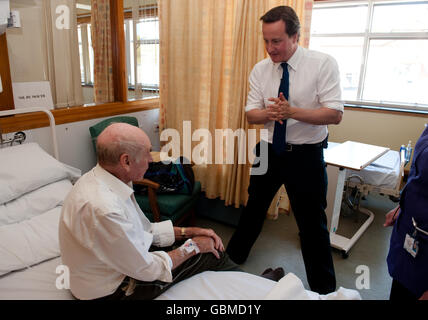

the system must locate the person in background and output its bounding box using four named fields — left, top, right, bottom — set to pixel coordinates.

left=384, top=125, right=428, bottom=300
left=226, top=5, right=343, bottom=294
left=59, top=123, right=283, bottom=300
